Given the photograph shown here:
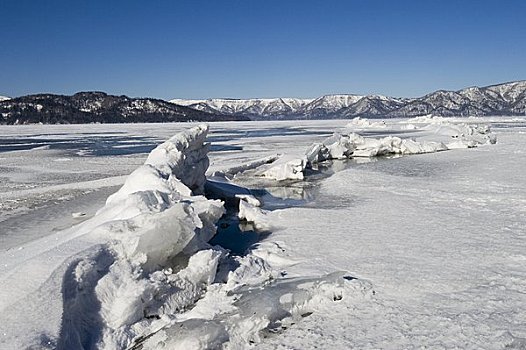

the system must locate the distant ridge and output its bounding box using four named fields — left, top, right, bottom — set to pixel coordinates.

left=0, top=92, right=248, bottom=125
left=171, top=81, right=526, bottom=119
left=3, top=81, right=525, bottom=124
